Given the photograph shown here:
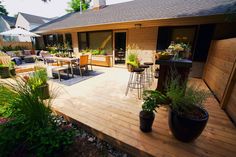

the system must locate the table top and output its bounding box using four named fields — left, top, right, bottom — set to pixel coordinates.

left=44, top=56, right=78, bottom=62
left=156, top=59, right=192, bottom=67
